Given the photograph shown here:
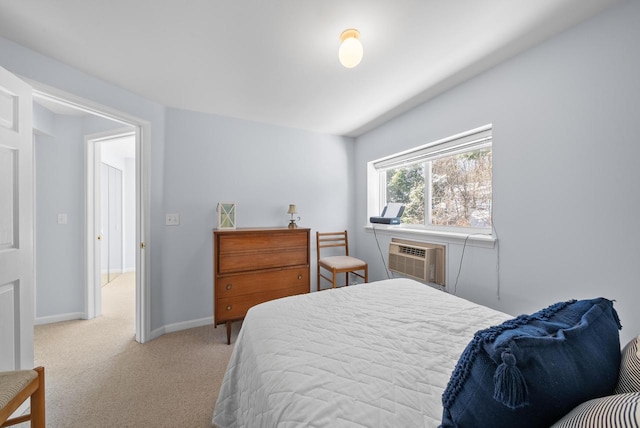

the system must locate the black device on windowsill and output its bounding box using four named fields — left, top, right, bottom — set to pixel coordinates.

left=370, top=204, right=404, bottom=225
